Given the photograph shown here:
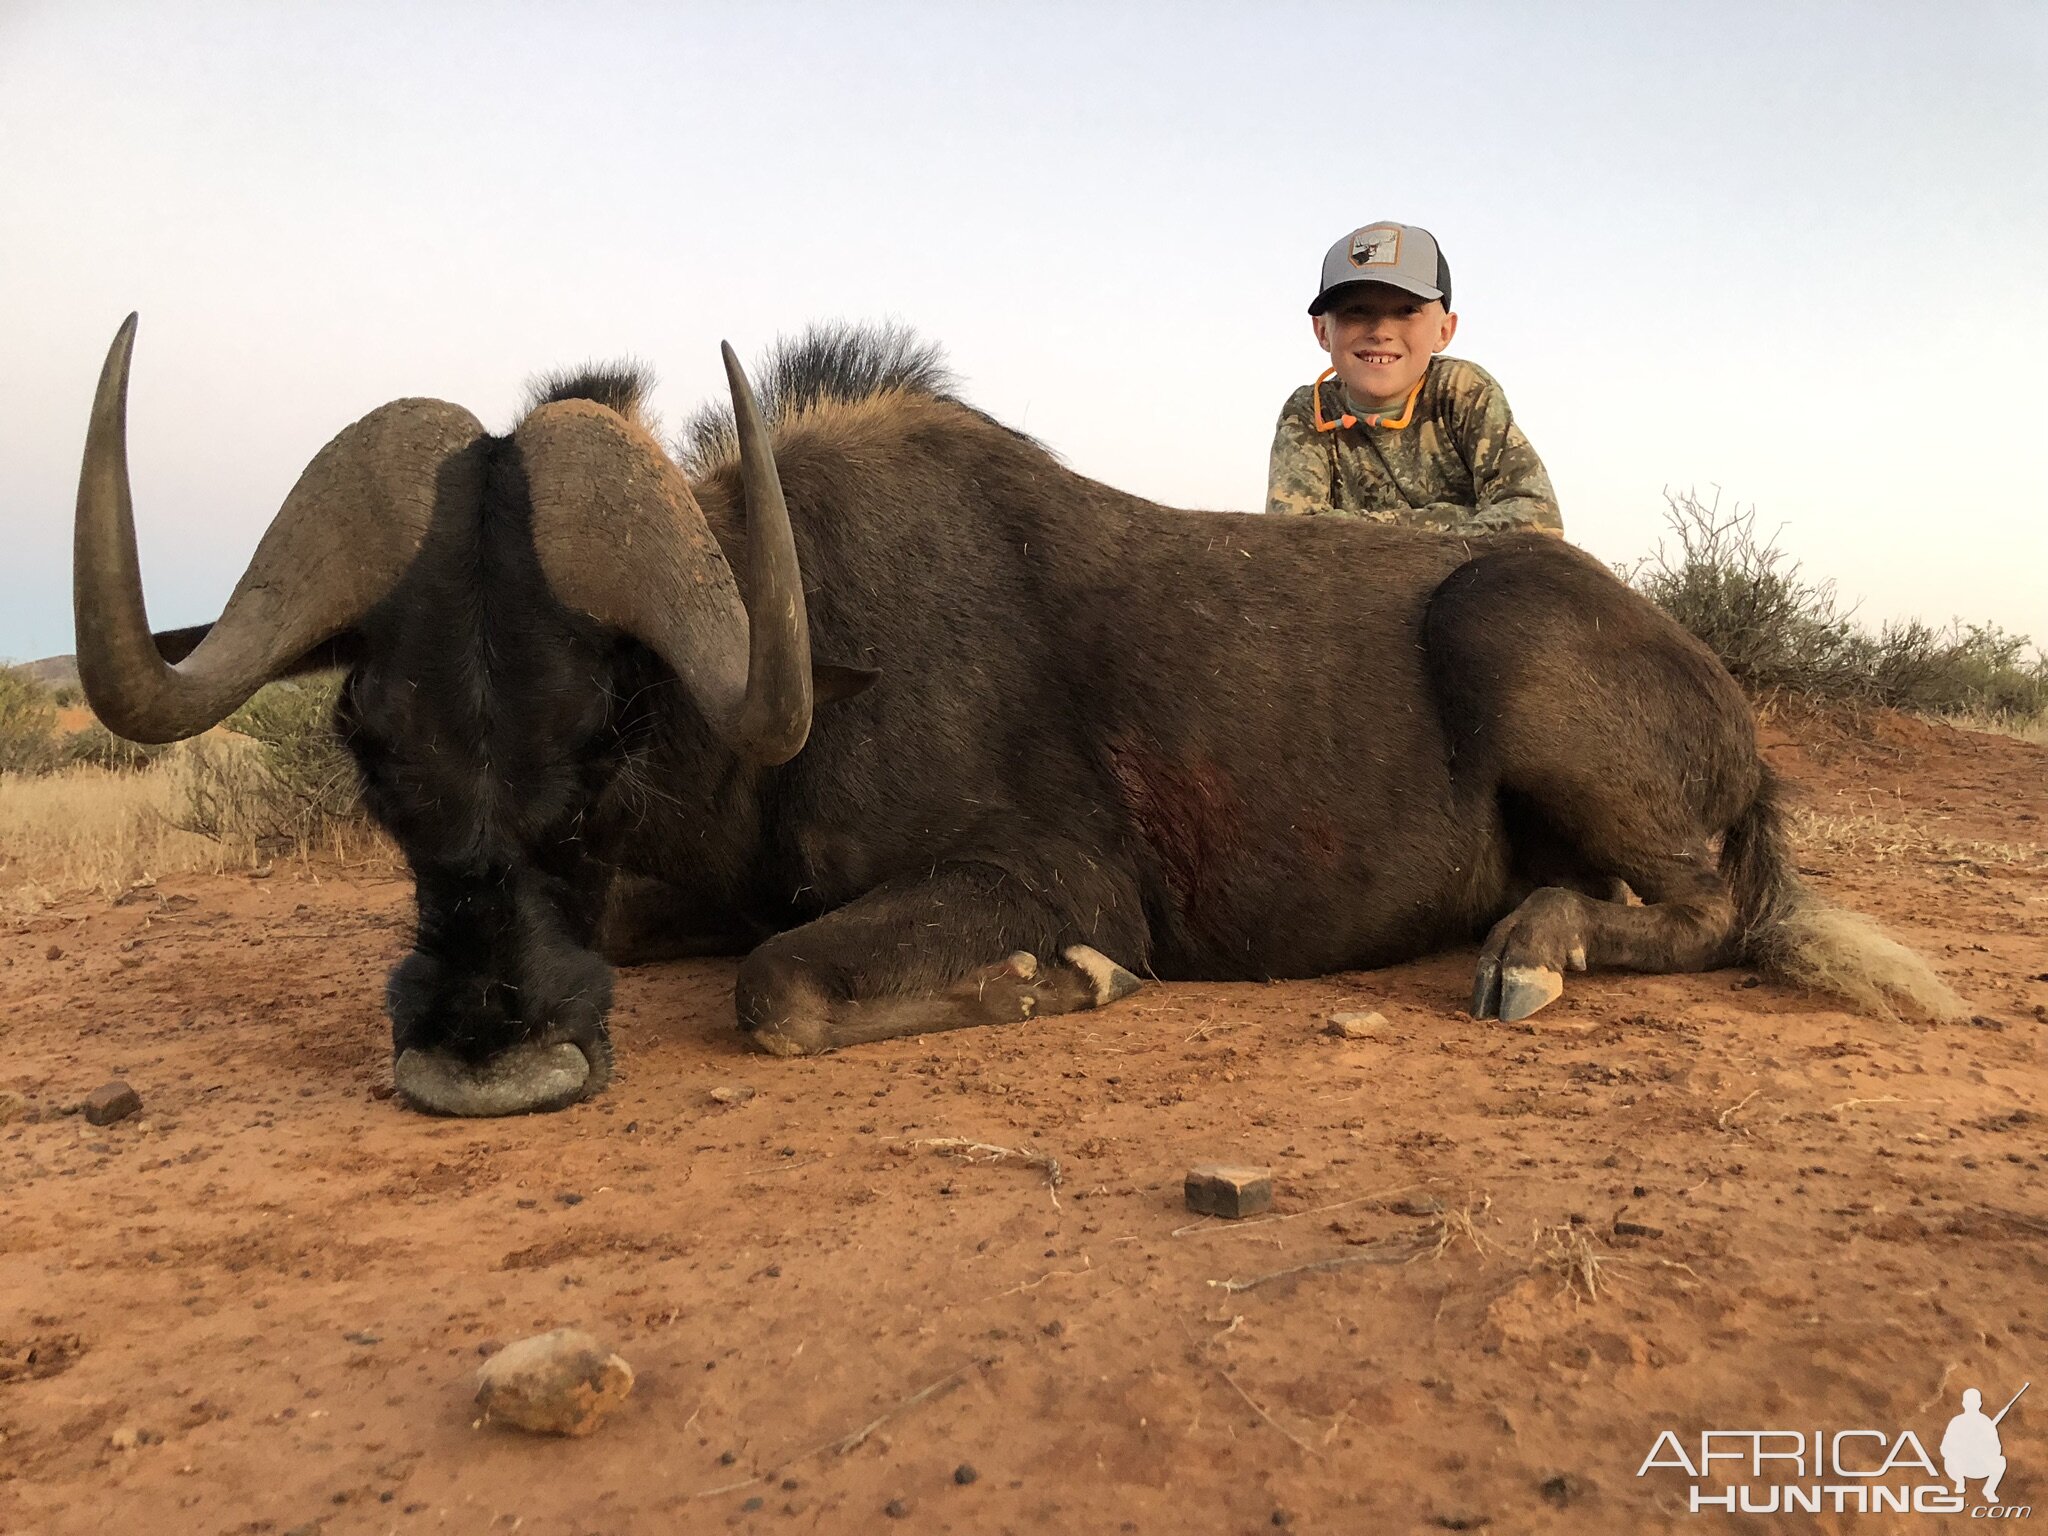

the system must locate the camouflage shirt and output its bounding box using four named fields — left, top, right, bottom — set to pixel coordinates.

left=1264, top=357, right=1562, bottom=535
